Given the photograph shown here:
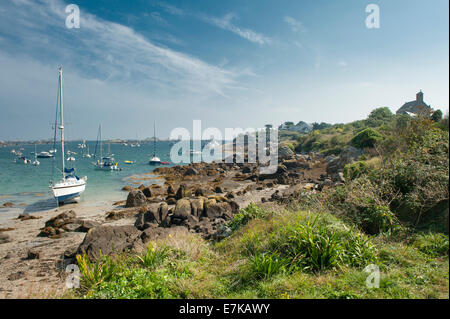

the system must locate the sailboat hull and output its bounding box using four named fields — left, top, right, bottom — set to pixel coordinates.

left=51, top=179, right=86, bottom=204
